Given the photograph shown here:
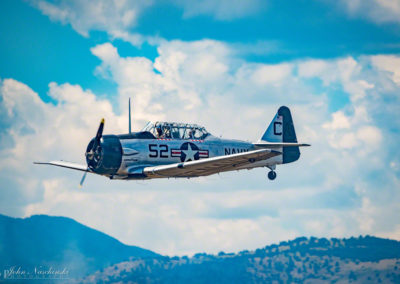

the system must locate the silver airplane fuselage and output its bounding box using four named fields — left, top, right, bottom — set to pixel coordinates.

left=114, top=135, right=282, bottom=179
